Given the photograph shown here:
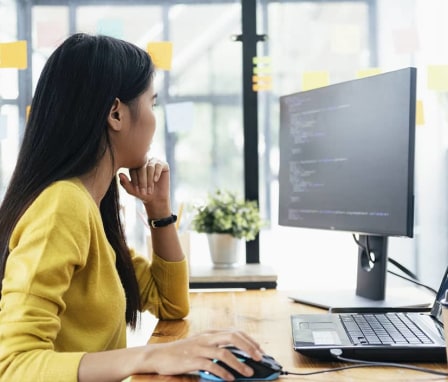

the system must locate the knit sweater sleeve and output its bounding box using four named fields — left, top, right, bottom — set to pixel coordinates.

left=0, top=183, right=89, bottom=382
left=131, top=250, right=190, bottom=319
